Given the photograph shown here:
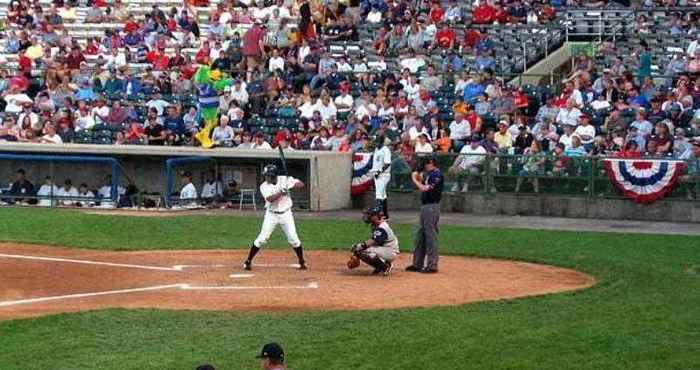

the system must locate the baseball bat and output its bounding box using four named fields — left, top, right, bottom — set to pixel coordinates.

left=278, top=145, right=289, bottom=176
left=278, top=145, right=290, bottom=191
